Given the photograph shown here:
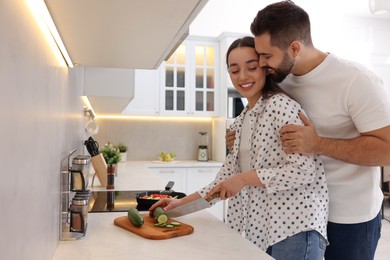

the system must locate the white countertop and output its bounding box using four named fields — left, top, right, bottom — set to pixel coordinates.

left=53, top=161, right=273, bottom=260
left=53, top=211, right=273, bottom=260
